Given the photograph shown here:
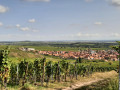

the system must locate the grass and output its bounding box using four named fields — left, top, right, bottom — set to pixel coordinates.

left=0, top=45, right=108, bottom=52
left=7, top=83, right=47, bottom=90
left=105, top=77, right=118, bottom=90
left=77, top=76, right=118, bottom=90
left=80, top=61, right=118, bottom=67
